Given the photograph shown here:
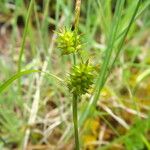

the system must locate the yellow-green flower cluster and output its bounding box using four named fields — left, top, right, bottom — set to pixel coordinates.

left=67, top=62, right=95, bottom=95
left=56, top=28, right=81, bottom=55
